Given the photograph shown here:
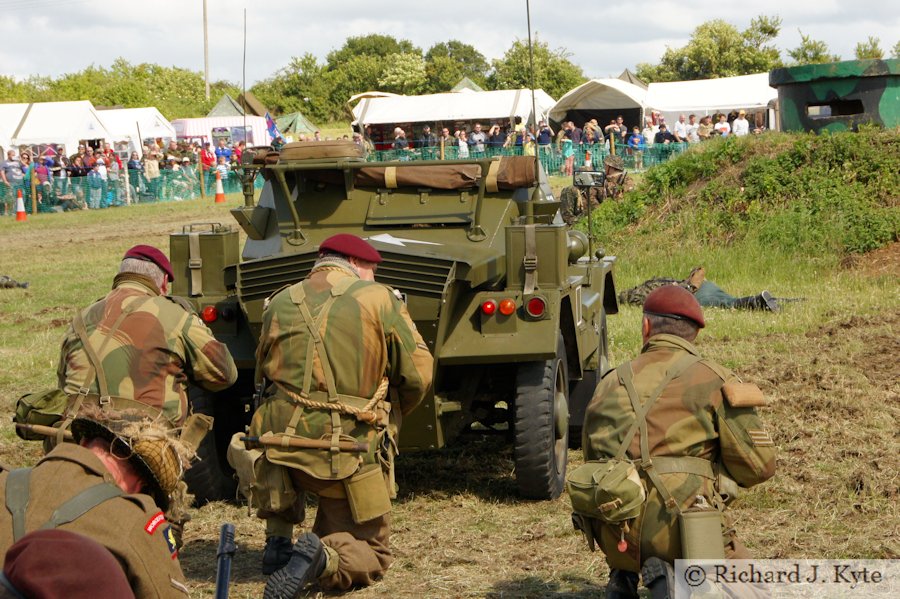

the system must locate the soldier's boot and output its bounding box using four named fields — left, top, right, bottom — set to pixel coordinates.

left=732, top=290, right=779, bottom=312
left=641, top=557, right=675, bottom=599
left=263, top=533, right=327, bottom=599
left=262, top=535, right=294, bottom=575
left=605, top=568, right=640, bottom=599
